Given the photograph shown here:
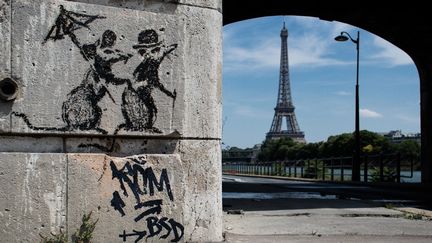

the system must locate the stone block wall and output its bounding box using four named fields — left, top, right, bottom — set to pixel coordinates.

left=0, top=0, right=222, bottom=242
